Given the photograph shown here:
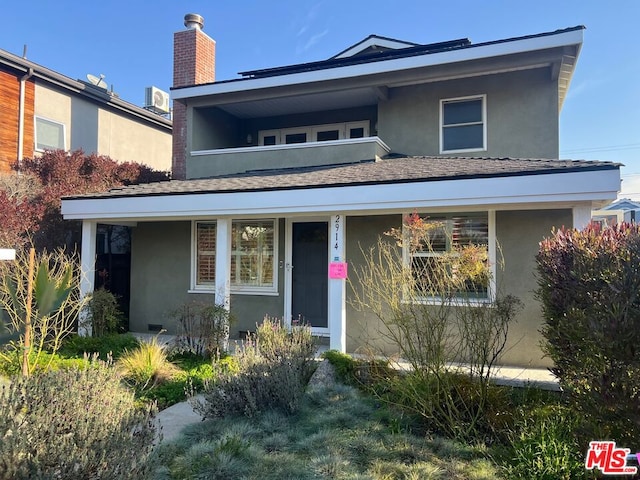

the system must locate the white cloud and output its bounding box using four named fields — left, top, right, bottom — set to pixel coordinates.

left=296, top=29, right=329, bottom=55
